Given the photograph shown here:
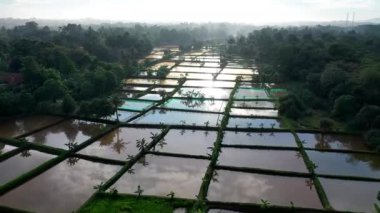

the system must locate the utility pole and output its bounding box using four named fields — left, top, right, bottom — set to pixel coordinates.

left=351, top=12, right=355, bottom=28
